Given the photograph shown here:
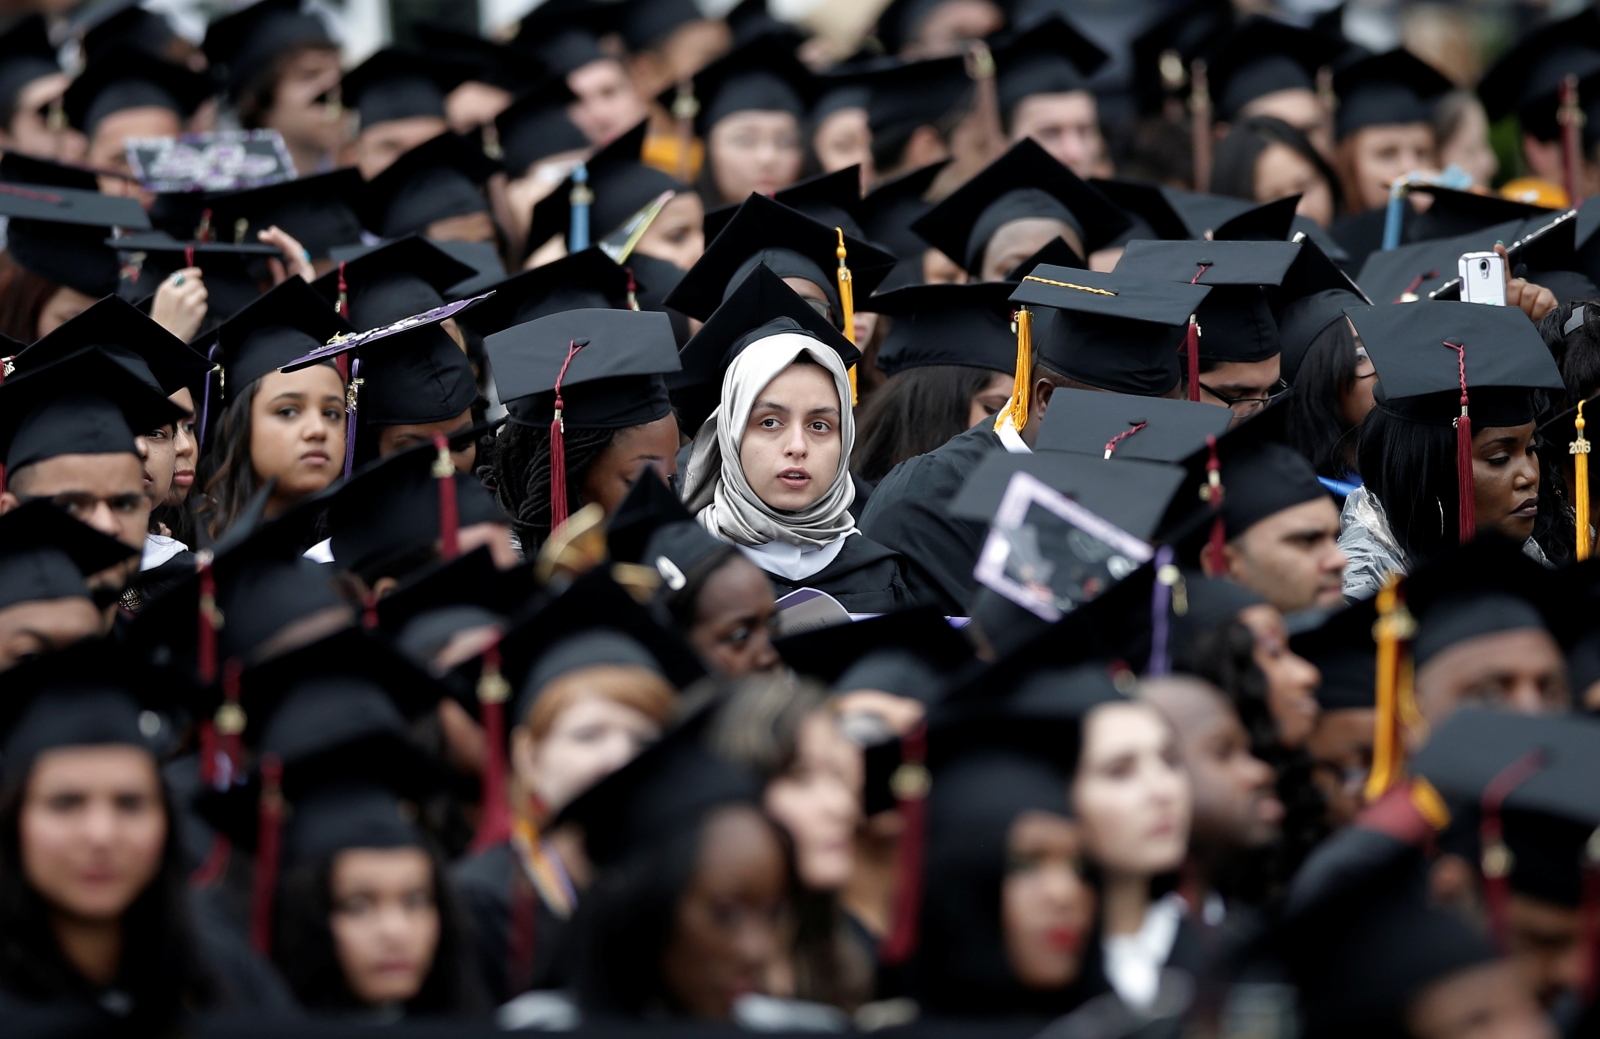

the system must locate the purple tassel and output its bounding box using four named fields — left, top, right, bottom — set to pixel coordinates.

left=1147, top=546, right=1174, bottom=677
left=342, top=358, right=360, bottom=479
